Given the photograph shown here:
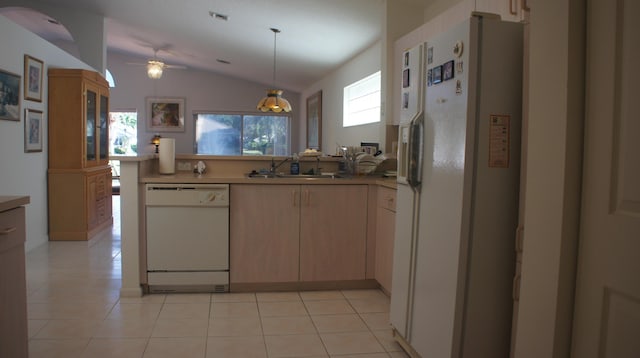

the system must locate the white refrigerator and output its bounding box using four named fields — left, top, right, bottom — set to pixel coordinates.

left=391, top=15, right=523, bottom=358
